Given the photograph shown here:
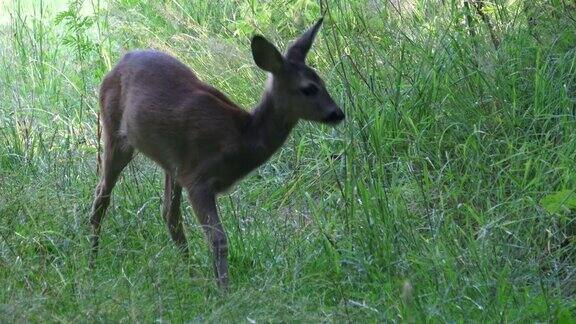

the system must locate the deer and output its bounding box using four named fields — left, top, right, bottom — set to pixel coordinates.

left=89, top=18, right=344, bottom=289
